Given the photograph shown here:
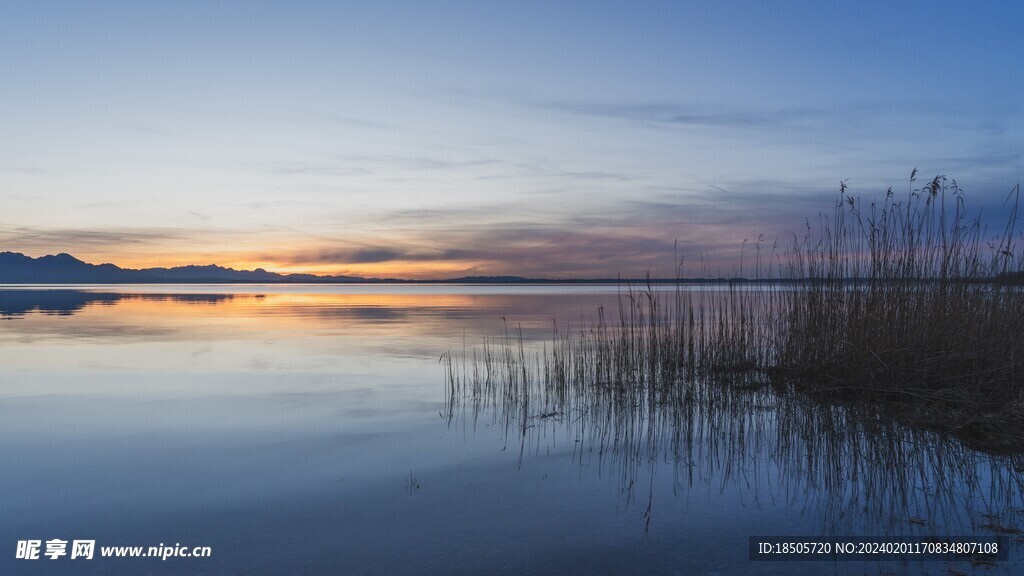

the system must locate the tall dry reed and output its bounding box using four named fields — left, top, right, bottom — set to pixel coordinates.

left=774, top=174, right=1024, bottom=451
left=445, top=172, right=1024, bottom=453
